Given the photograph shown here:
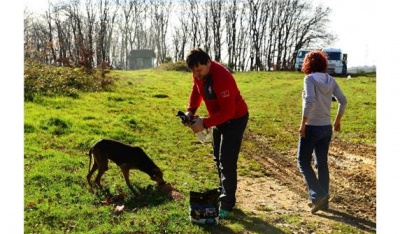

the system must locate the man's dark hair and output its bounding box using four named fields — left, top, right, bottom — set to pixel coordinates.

left=186, top=48, right=211, bottom=70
